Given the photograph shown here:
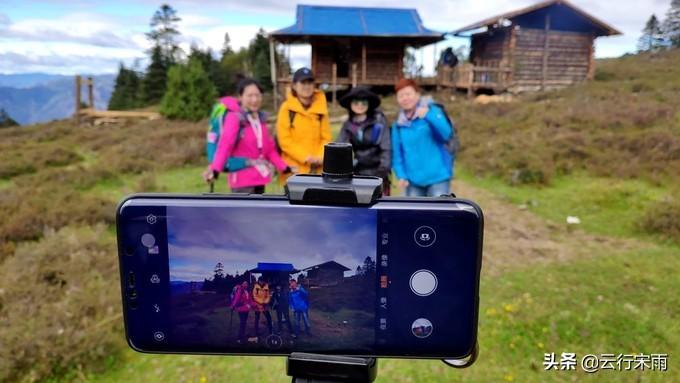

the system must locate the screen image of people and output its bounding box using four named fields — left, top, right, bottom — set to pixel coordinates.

left=167, top=206, right=377, bottom=352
